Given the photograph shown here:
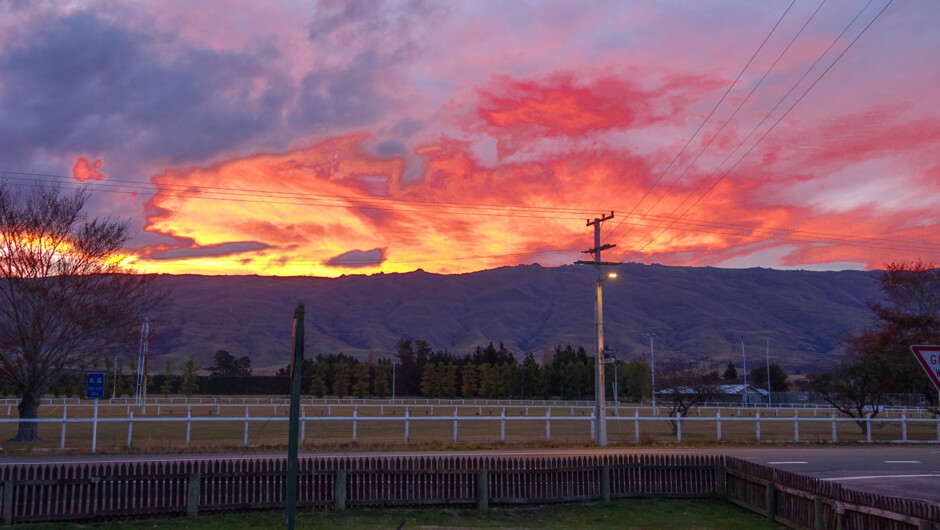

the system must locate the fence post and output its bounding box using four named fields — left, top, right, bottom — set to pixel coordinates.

left=2, top=480, right=13, bottom=525
left=60, top=407, right=67, bottom=449
left=453, top=407, right=458, bottom=443
left=902, top=411, right=907, bottom=442
left=477, top=470, right=489, bottom=510
left=635, top=409, right=640, bottom=442
left=187, top=473, right=201, bottom=517
left=244, top=407, right=250, bottom=446
left=501, top=408, right=506, bottom=442
left=91, top=399, right=99, bottom=454
left=794, top=417, right=799, bottom=443
left=352, top=407, right=357, bottom=442
left=676, top=413, right=682, bottom=442
left=716, top=409, right=722, bottom=442
left=715, top=466, right=726, bottom=499
left=832, top=411, right=837, bottom=442
left=814, top=496, right=825, bottom=530
left=301, top=408, right=306, bottom=442
left=765, top=483, right=776, bottom=522
left=600, top=465, right=610, bottom=501
left=334, top=470, right=347, bottom=511
left=546, top=410, right=551, bottom=440
left=405, top=408, right=410, bottom=443
left=755, top=411, right=760, bottom=442
left=866, top=412, right=872, bottom=443
left=590, top=408, right=596, bottom=440
left=127, top=411, right=134, bottom=448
